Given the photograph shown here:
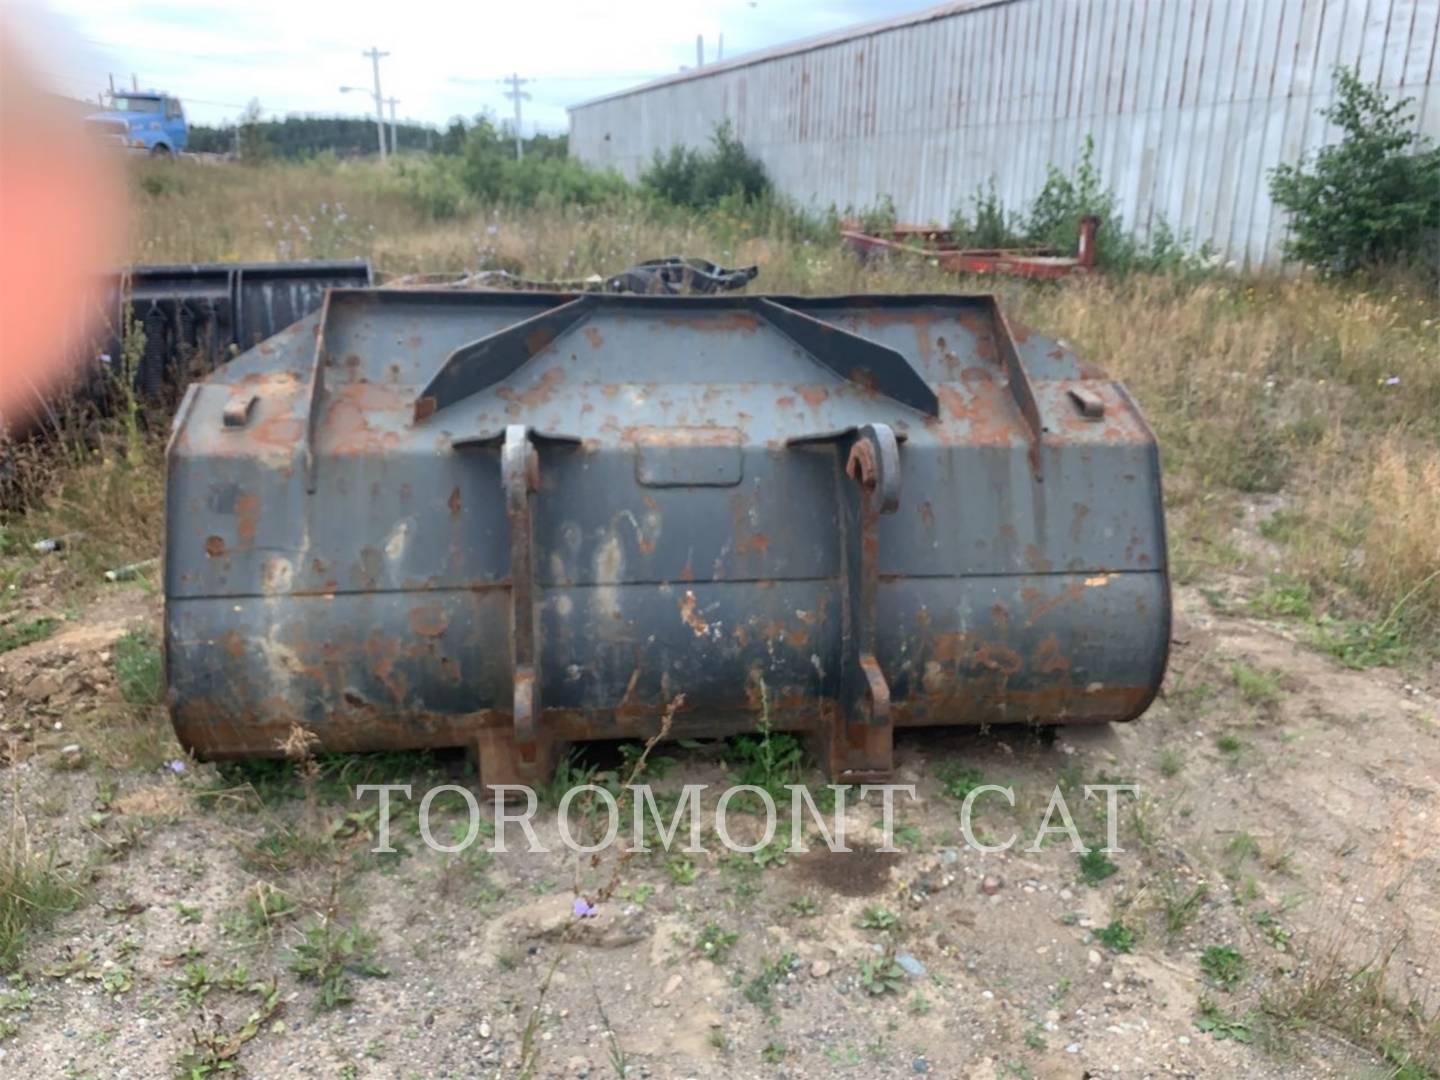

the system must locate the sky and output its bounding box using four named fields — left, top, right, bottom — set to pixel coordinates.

left=10, top=0, right=928, bottom=131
